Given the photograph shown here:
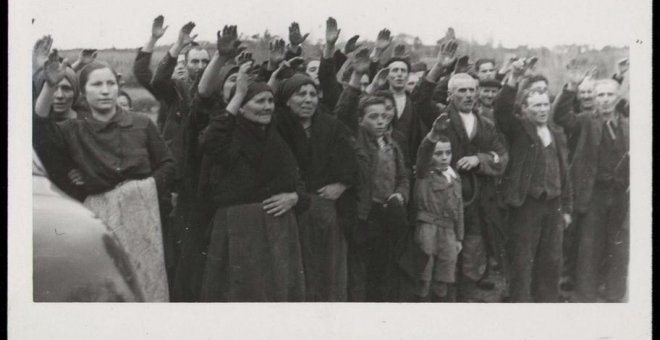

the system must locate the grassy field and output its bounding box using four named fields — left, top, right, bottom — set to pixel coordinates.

left=60, top=39, right=628, bottom=112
